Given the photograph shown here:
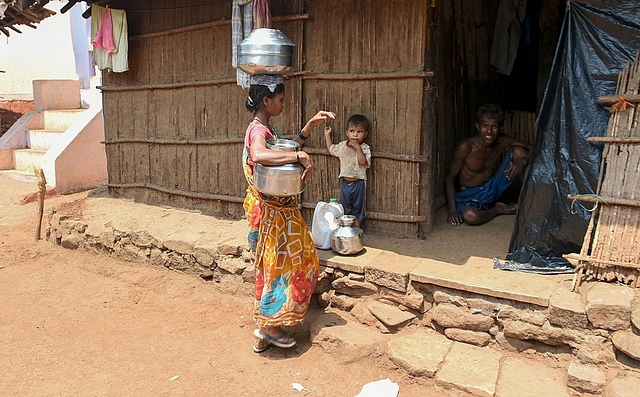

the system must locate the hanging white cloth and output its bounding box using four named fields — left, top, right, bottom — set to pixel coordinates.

left=0, top=1, right=10, bottom=20
left=91, top=4, right=128, bottom=73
